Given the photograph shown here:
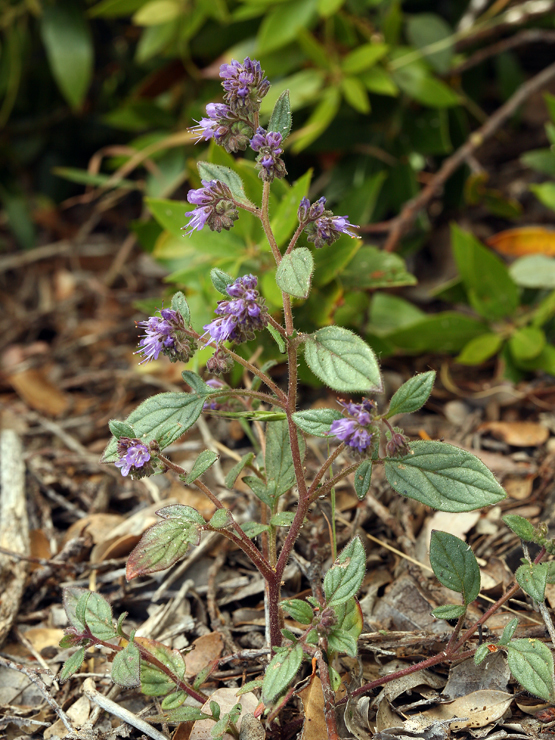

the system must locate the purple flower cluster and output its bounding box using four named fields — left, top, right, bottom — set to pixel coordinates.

left=192, top=103, right=253, bottom=154
left=250, top=127, right=287, bottom=182
left=202, top=275, right=268, bottom=348
left=136, top=308, right=194, bottom=365
left=297, top=196, right=358, bottom=249
left=328, top=399, right=376, bottom=453
left=115, top=438, right=153, bottom=478
left=220, top=57, right=270, bottom=113
left=183, top=180, right=239, bottom=236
